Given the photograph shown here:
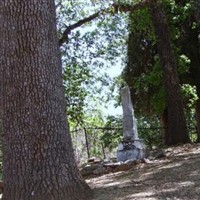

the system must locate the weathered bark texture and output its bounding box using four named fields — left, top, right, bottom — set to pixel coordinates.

left=159, top=108, right=169, bottom=145
left=0, top=1, right=92, bottom=200
left=193, top=0, right=200, bottom=23
left=150, top=1, right=190, bottom=145
left=195, top=100, right=200, bottom=143
left=185, top=29, right=200, bottom=142
left=190, top=0, right=200, bottom=142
